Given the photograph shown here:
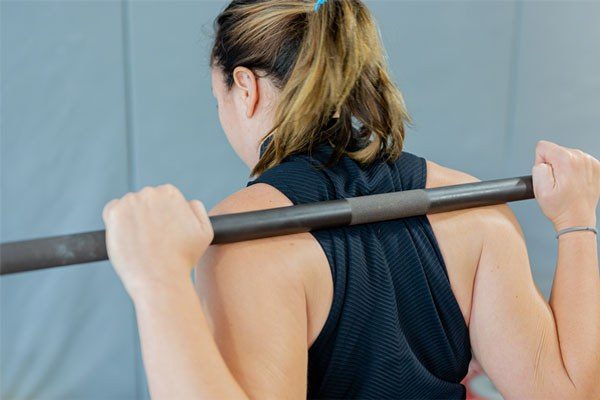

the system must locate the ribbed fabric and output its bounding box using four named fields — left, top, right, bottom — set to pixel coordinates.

left=248, top=144, right=471, bottom=399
